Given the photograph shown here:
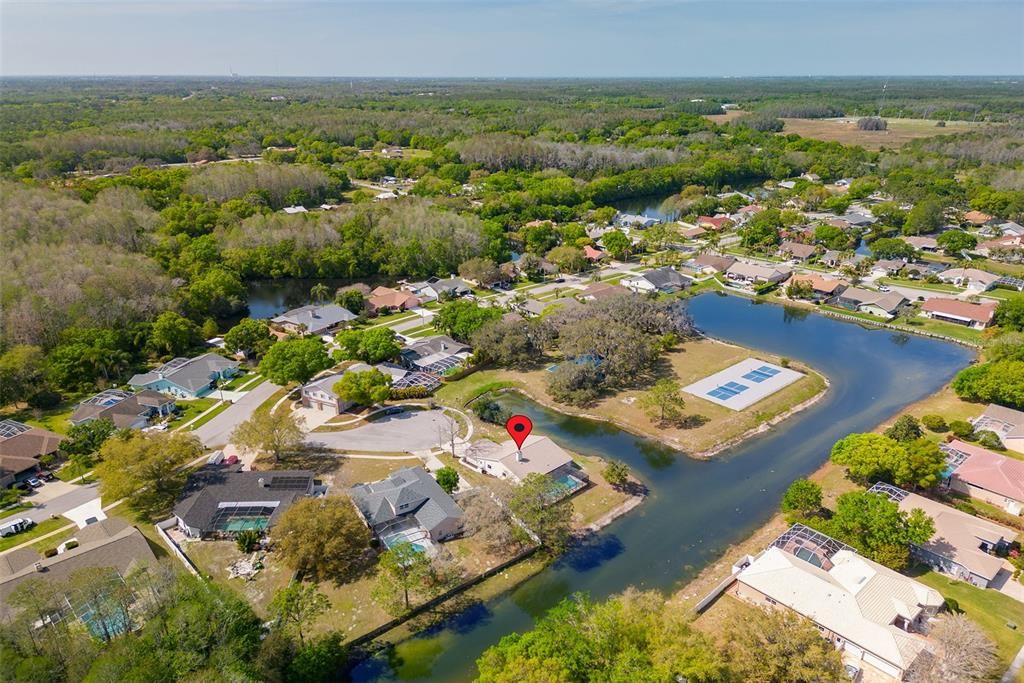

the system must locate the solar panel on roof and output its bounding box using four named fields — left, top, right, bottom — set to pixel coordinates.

left=268, top=475, right=309, bottom=490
